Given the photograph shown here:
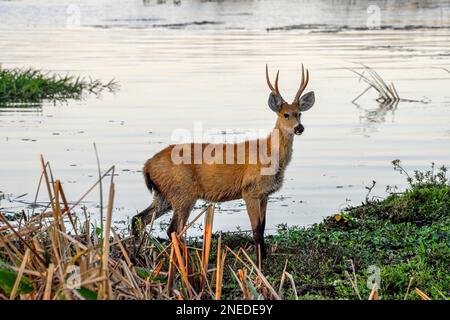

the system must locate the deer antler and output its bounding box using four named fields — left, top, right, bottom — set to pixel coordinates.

left=266, top=64, right=282, bottom=98
left=292, top=64, right=309, bottom=103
